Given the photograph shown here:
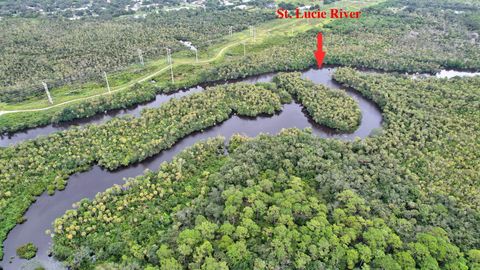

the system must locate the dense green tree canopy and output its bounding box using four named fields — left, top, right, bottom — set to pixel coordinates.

left=274, top=72, right=361, bottom=132
left=0, top=0, right=479, bottom=268
left=0, top=82, right=282, bottom=260
left=50, top=68, right=480, bottom=269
